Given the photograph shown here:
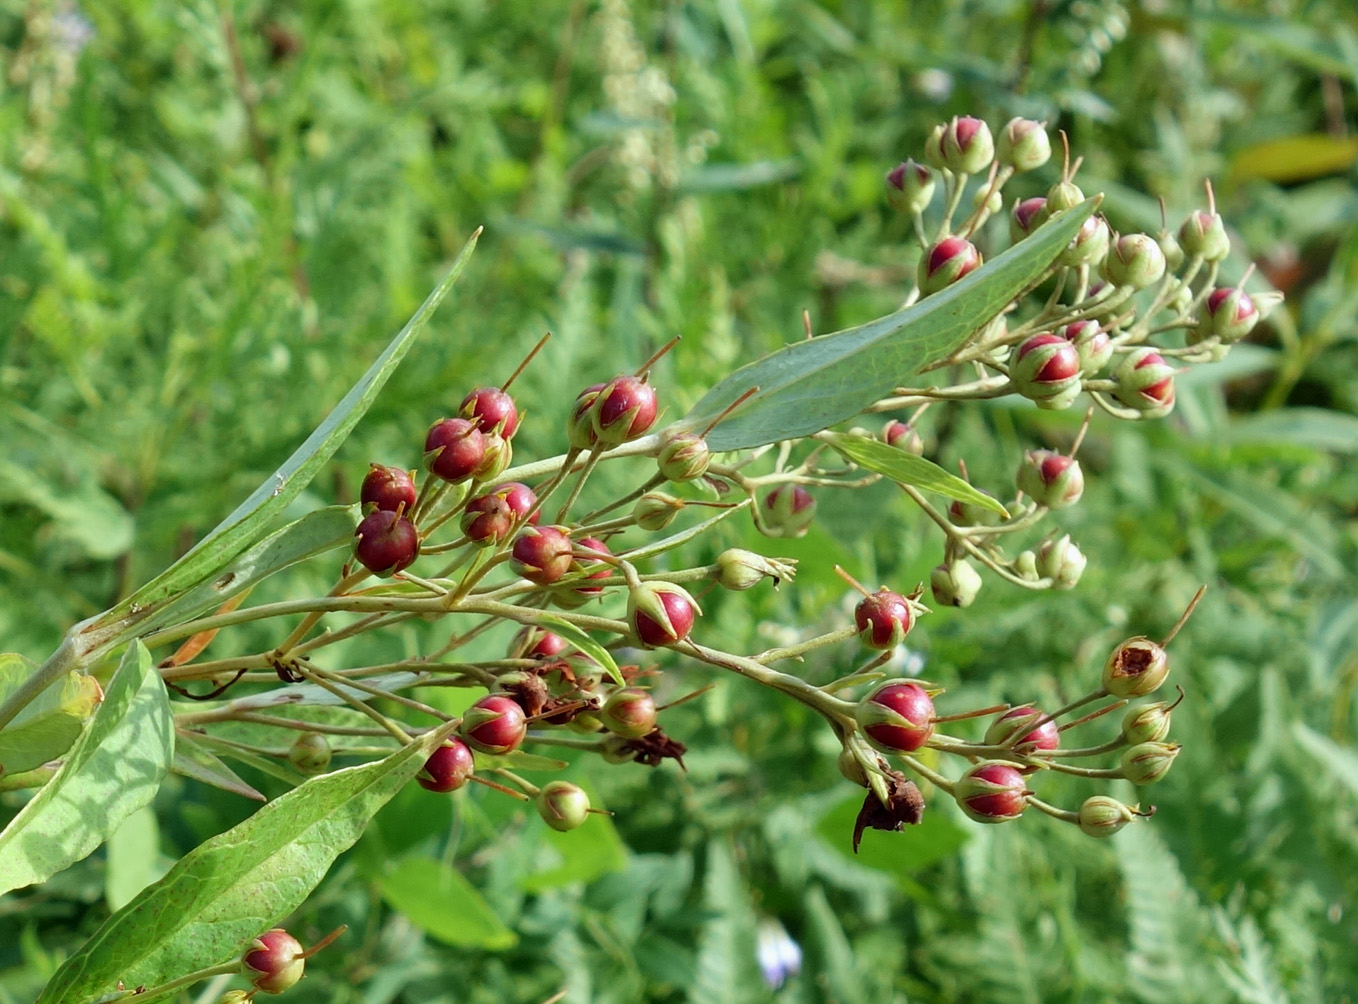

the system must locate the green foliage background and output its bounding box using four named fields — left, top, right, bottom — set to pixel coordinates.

left=2, top=1, right=1357, bottom=1001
